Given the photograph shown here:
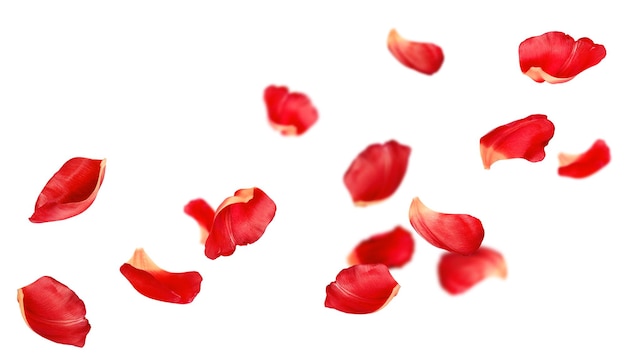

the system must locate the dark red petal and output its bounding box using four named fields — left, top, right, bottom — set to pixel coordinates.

left=409, top=197, right=484, bottom=255
left=558, top=139, right=611, bottom=178
left=480, top=114, right=555, bottom=169
left=120, top=248, right=202, bottom=304
left=519, top=31, right=606, bottom=84
left=29, top=157, right=106, bottom=223
left=17, top=276, right=91, bottom=347
left=263, top=85, right=318, bottom=136
left=325, top=264, right=400, bottom=314
left=205, top=187, right=276, bottom=259
left=438, top=247, right=507, bottom=295
left=184, top=198, right=216, bottom=244
left=387, top=28, right=444, bottom=75
left=347, top=226, right=415, bottom=268
left=343, top=140, right=411, bottom=206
